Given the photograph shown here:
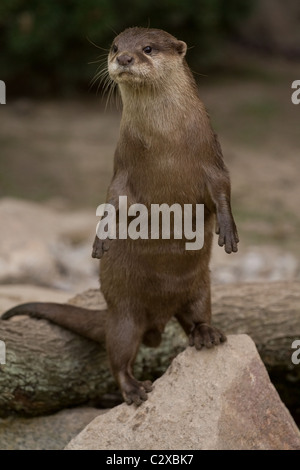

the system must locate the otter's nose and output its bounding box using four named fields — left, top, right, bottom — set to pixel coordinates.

left=117, top=54, right=134, bottom=66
